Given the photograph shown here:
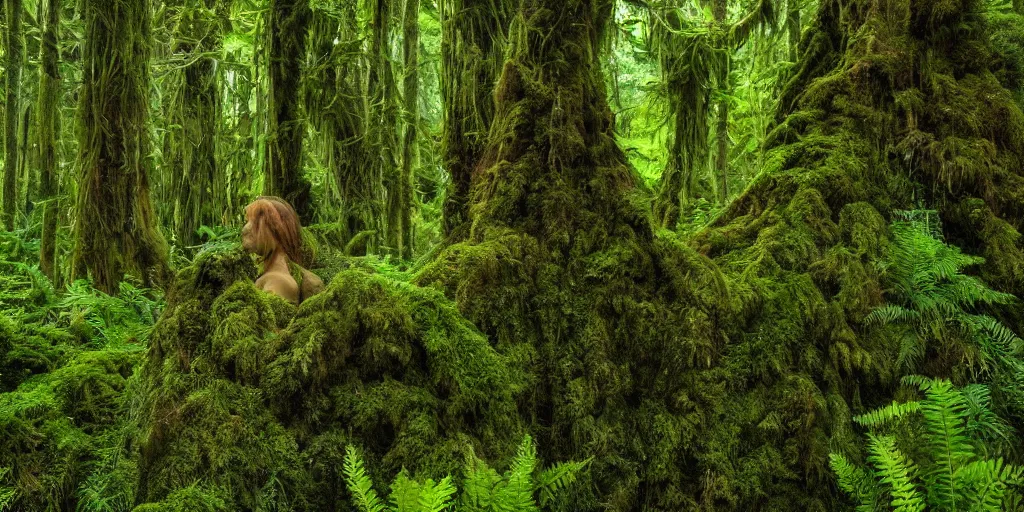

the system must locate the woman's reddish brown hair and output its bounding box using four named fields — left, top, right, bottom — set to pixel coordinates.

left=245, top=196, right=304, bottom=265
